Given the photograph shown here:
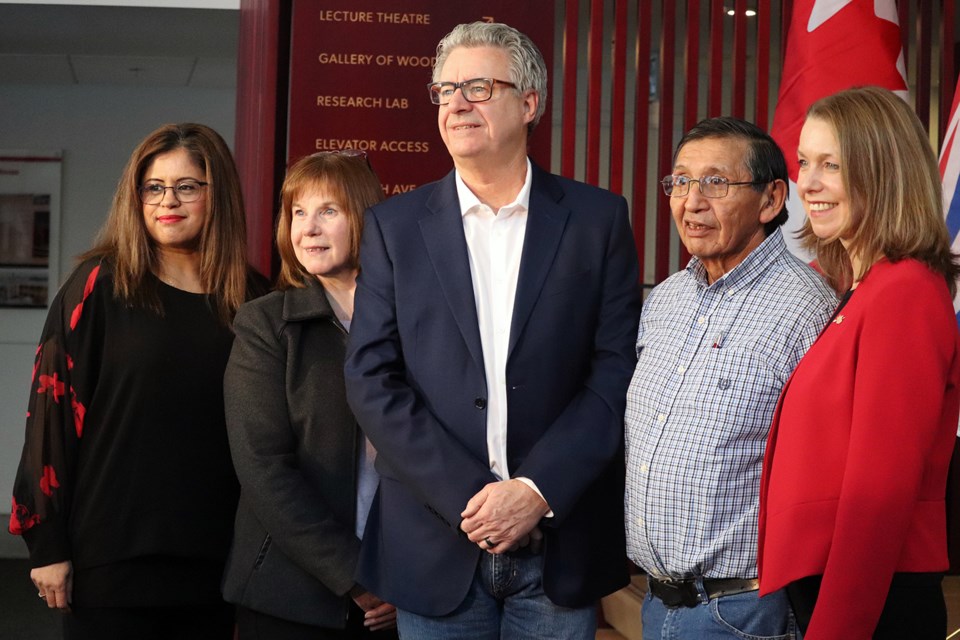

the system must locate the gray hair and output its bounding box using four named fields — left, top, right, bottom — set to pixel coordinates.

left=433, top=22, right=548, bottom=130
